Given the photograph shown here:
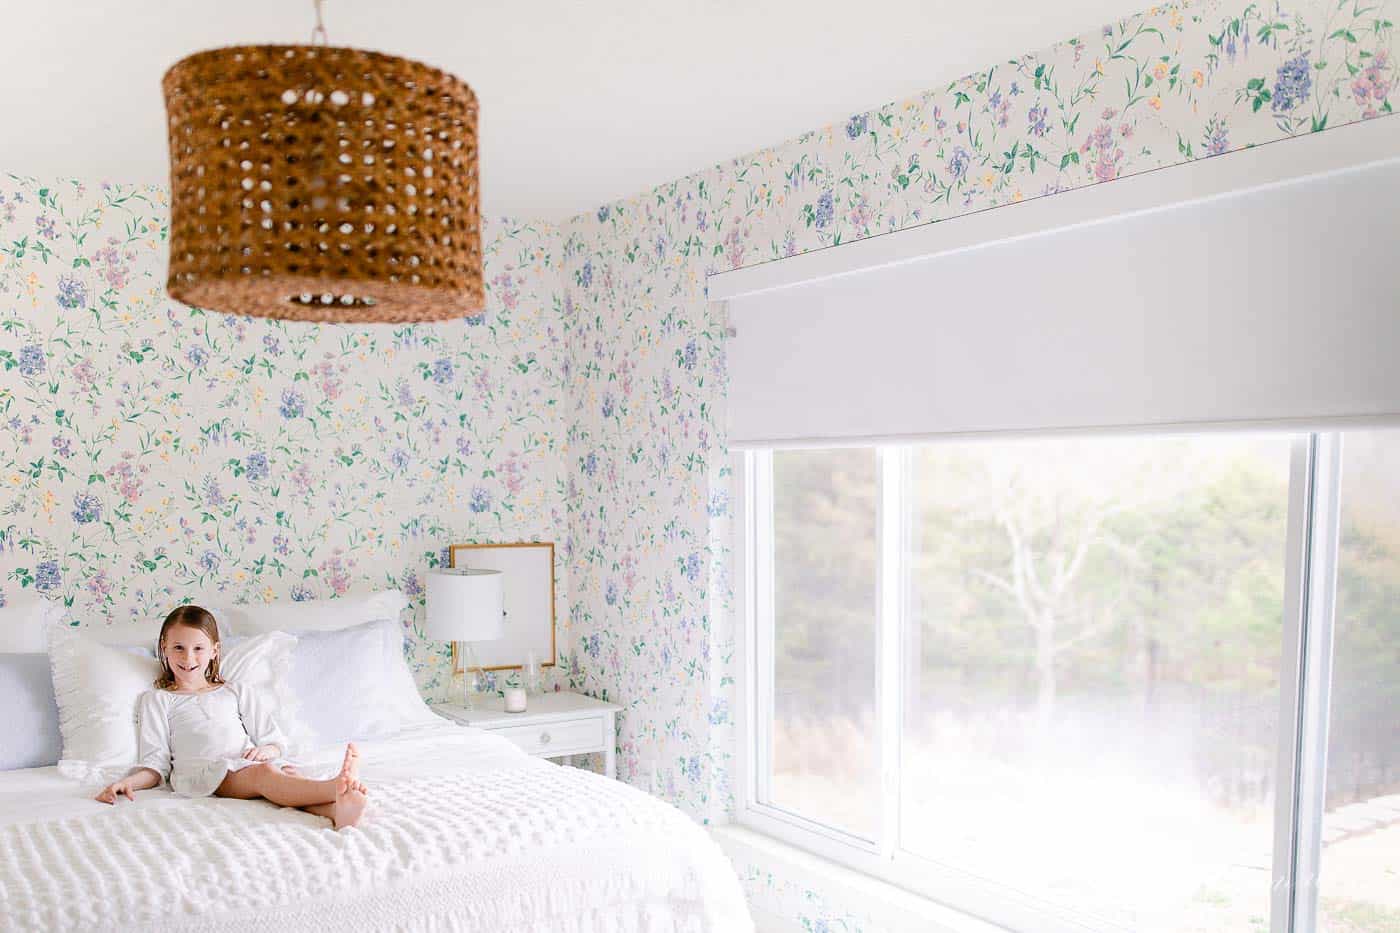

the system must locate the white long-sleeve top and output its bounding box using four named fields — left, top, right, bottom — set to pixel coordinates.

left=135, top=681, right=293, bottom=798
